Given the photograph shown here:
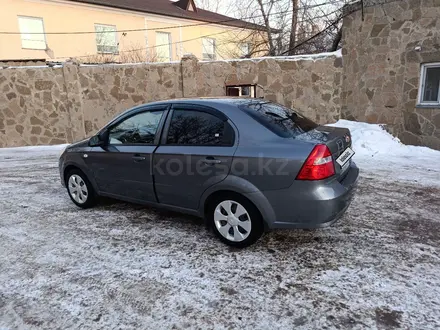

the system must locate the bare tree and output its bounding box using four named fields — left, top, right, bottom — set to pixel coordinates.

left=292, top=0, right=345, bottom=54
left=330, top=26, right=343, bottom=51
left=287, top=0, right=299, bottom=55
left=256, top=0, right=277, bottom=55
left=207, top=0, right=349, bottom=57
